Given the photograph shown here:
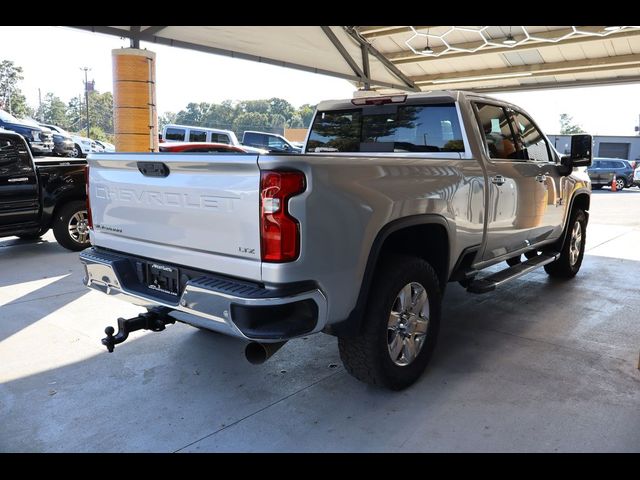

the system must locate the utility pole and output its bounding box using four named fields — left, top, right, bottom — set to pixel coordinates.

left=81, top=67, right=91, bottom=138
left=38, top=88, right=42, bottom=121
